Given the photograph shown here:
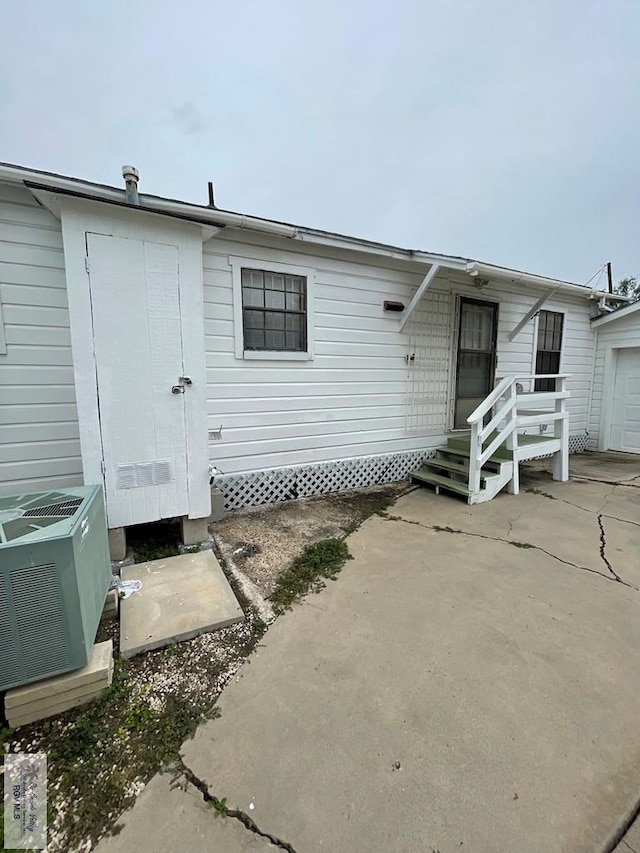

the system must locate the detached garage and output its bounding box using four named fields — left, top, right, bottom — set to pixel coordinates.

left=589, top=302, right=640, bottom=453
